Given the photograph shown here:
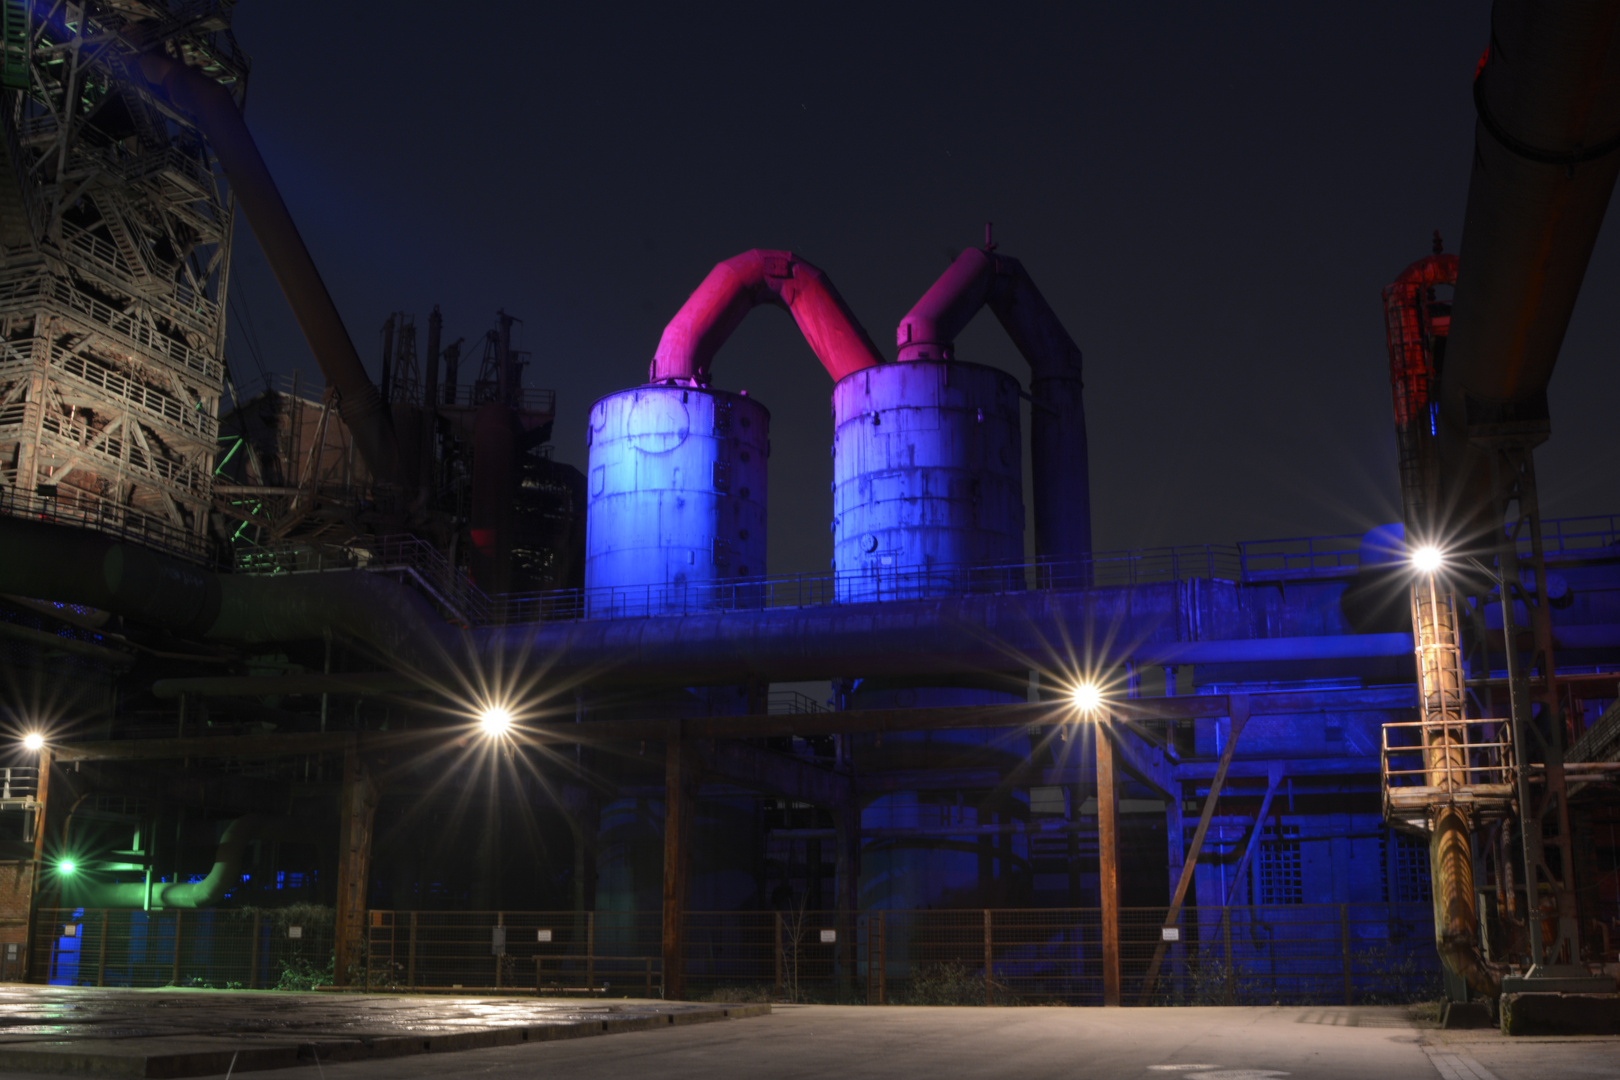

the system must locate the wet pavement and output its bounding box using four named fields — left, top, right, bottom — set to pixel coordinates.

left=0, top=984, right=767, bottom=1077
